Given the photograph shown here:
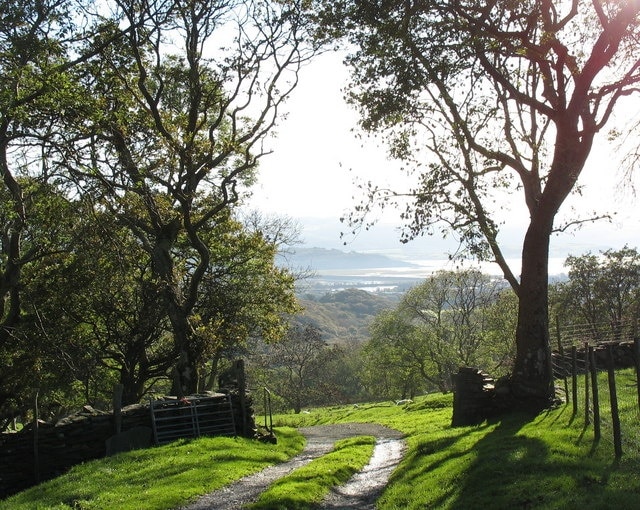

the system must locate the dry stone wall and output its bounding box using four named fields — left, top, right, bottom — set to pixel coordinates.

left=0, top=391, right=254, bottom=499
